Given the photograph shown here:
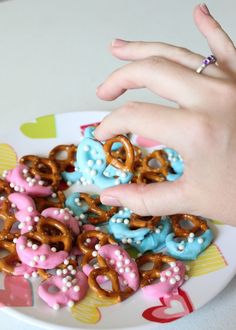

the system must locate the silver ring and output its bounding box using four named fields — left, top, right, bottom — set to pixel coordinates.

left=196, top=55, right=217, bottom=74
